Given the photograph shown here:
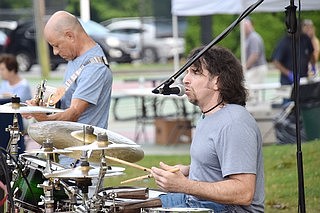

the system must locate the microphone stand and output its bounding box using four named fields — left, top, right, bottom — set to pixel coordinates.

left=152, top=0, right=264, bottom=94
left=285, top=1, right=305, bottom=212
